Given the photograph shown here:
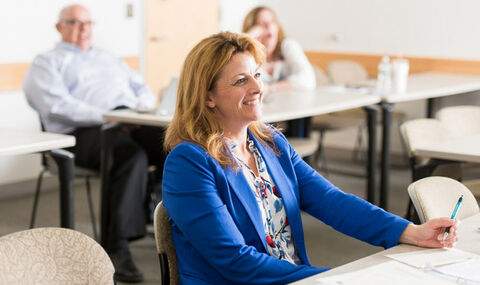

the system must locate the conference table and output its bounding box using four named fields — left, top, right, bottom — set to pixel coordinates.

left=379, top=72, right=480, bottom=210
left=293, top=213, right=480, bottom=284
left=0, top=130, right=76, bottom=228
left=414, top=134, right=480, bottom=164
